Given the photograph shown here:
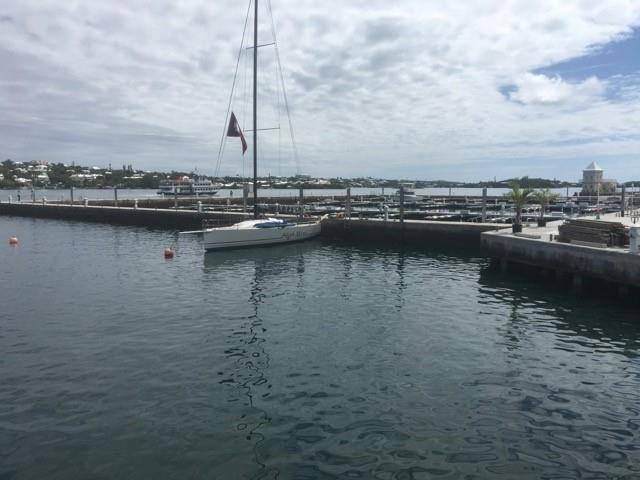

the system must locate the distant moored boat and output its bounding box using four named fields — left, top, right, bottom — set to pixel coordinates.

left=157, top=176, right=219, bottom=196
